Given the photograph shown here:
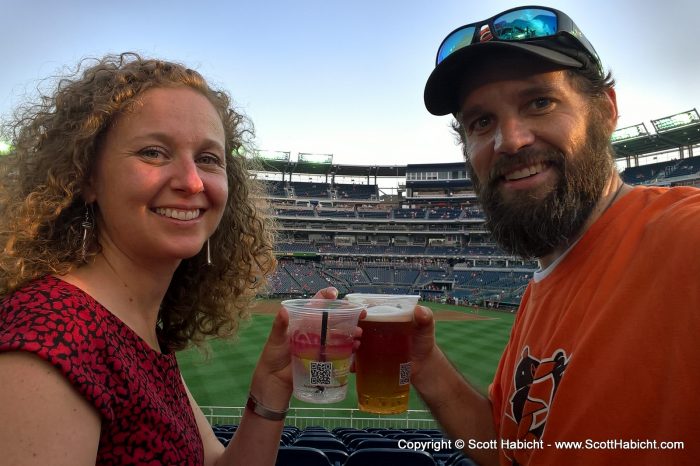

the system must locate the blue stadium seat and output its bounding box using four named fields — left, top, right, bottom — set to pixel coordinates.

left=298, top=431, right=337, bottom=439
left=342, top=431, right=384, bottom=443
left=366, top=428, right=403, bottom=435
left=413, top=429, right=444, bottom=436
left=293, top=436, right=348, bottom=452
left=215, top=431, right=235, bottom=441
left=276, top=446, right=332, bottom=466
left=344, top=448, right=437, bottom=466
left=321, top=448, right=349, bottom=466
left=443, top=450, right=479, bottom=466
left=352, top=438, right=401, bottom=450
left=346, top=435, right=390, bottom=450
left=387, top=432, right=433, bottom=440
left=332, top=427, right=365, bottom=436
